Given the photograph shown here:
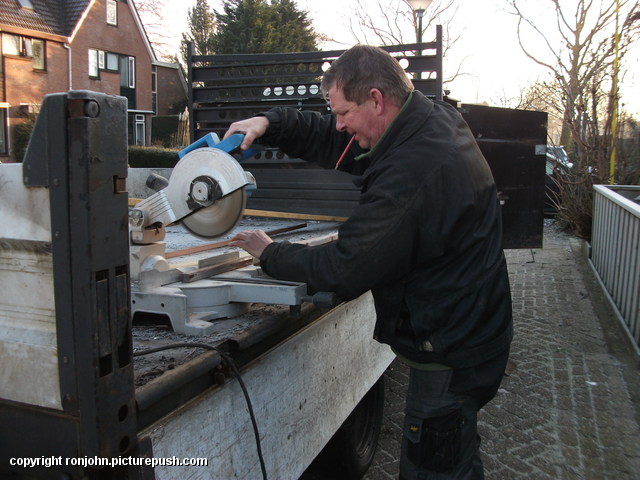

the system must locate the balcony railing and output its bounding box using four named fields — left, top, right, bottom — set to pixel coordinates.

left=590, top=185, right=640, bottom=358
